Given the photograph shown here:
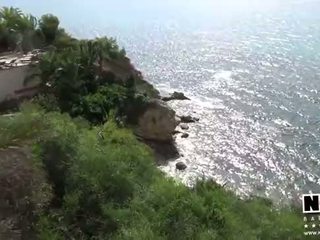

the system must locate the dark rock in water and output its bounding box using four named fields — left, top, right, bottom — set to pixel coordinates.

left=173, top=130, right=182, bottom=135
left=142, top=139, right=180, bottom=165
left=162, top=91, right=190, bottom=101
left=176, top=162, right=187, bottom=170
left=181, top=133, right=189, bottom=138
left=179, top=115, right=199, bottom=123
left=180, top=124, right=189, bottom=130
